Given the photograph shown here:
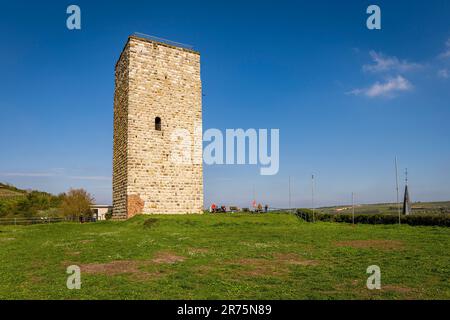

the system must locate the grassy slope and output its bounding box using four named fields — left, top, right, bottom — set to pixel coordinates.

left=0, top=183, right=26, bottom=200
left=0, top=184, right=26, bottom=215
left=0, top=213, right=449, bottom=300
